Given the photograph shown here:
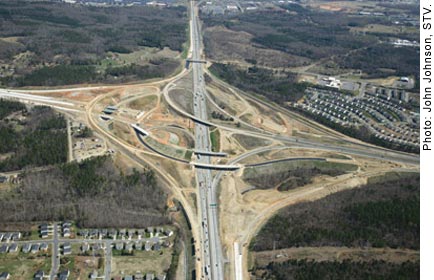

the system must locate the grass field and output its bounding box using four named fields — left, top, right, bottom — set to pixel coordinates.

left=111, top=249, right=173, bottom=277
left=144, top=136, right=189, bottom=161
left=210, top=129, right=221, bottom=152
left=243, top=159, right=358, bottom=191
left=232, top=134, right=272, bottom=150
left=57, top=243, right=105, bottom=279
left=128, top=95, right=158, bottom=112
left=0, top=252, right=52, bottom=279
left=244, top=160, right=357, bottom=177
